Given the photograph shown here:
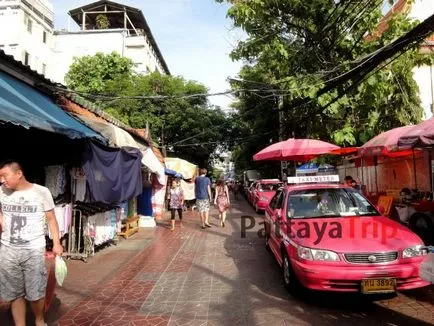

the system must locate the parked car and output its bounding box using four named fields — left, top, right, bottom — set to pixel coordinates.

left=264, top=178, right=430, bottom=293
left=252, top=179, right=283, bottom=213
